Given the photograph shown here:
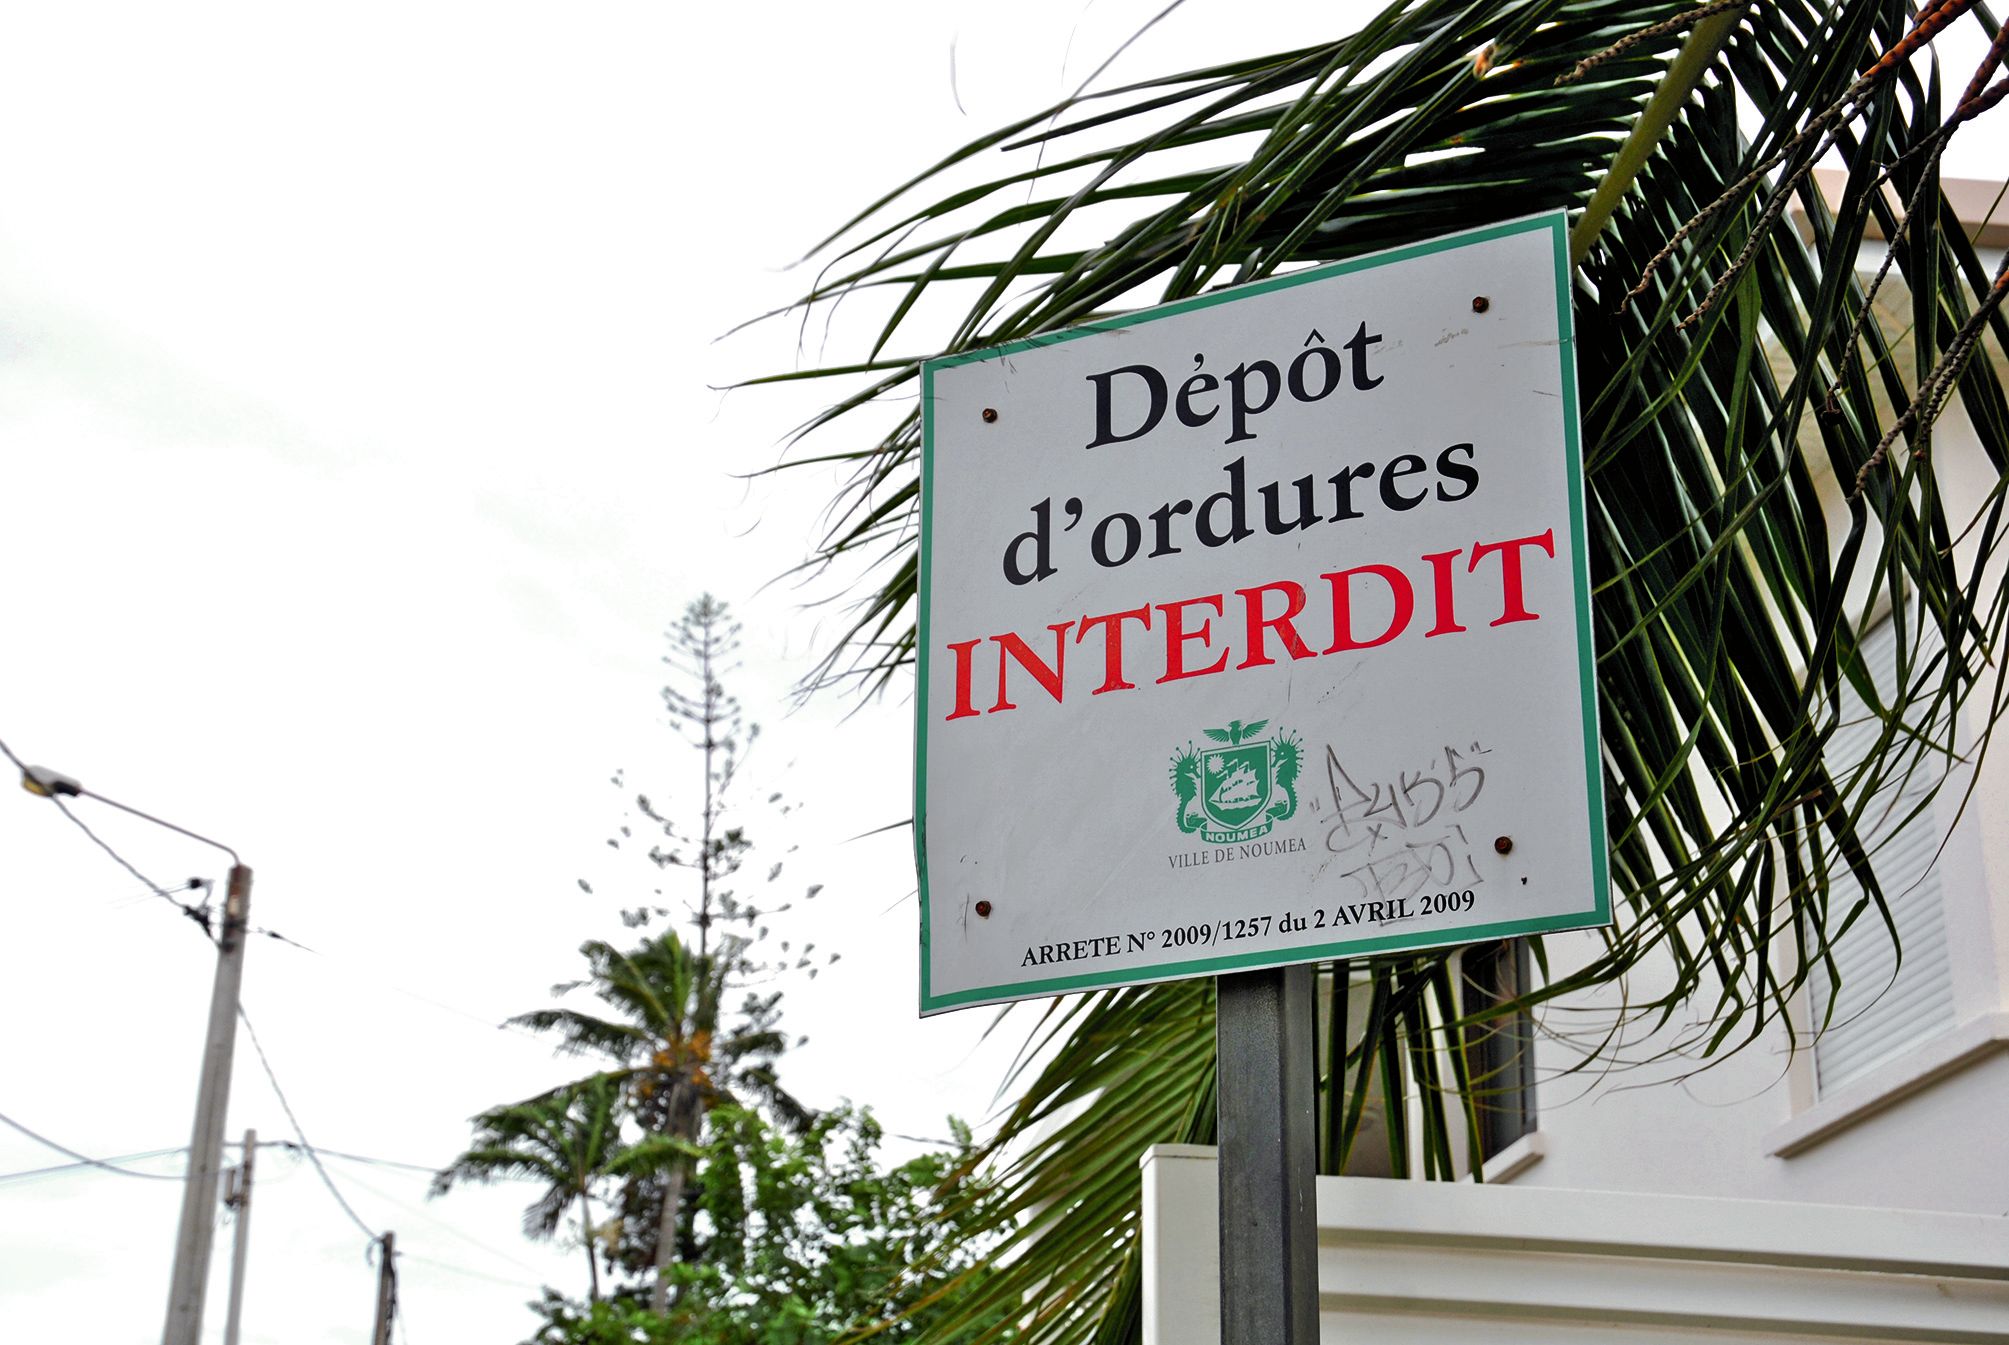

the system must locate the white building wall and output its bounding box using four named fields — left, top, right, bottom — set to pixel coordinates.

left=1140, top=1145, right=2009, bottom=1344
left=1508, top=936, right=2009, bottom=1213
